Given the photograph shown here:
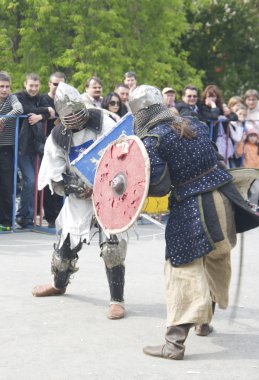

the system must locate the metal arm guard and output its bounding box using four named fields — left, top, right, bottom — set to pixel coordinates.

left=51, top=234, right=82, bottom=289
